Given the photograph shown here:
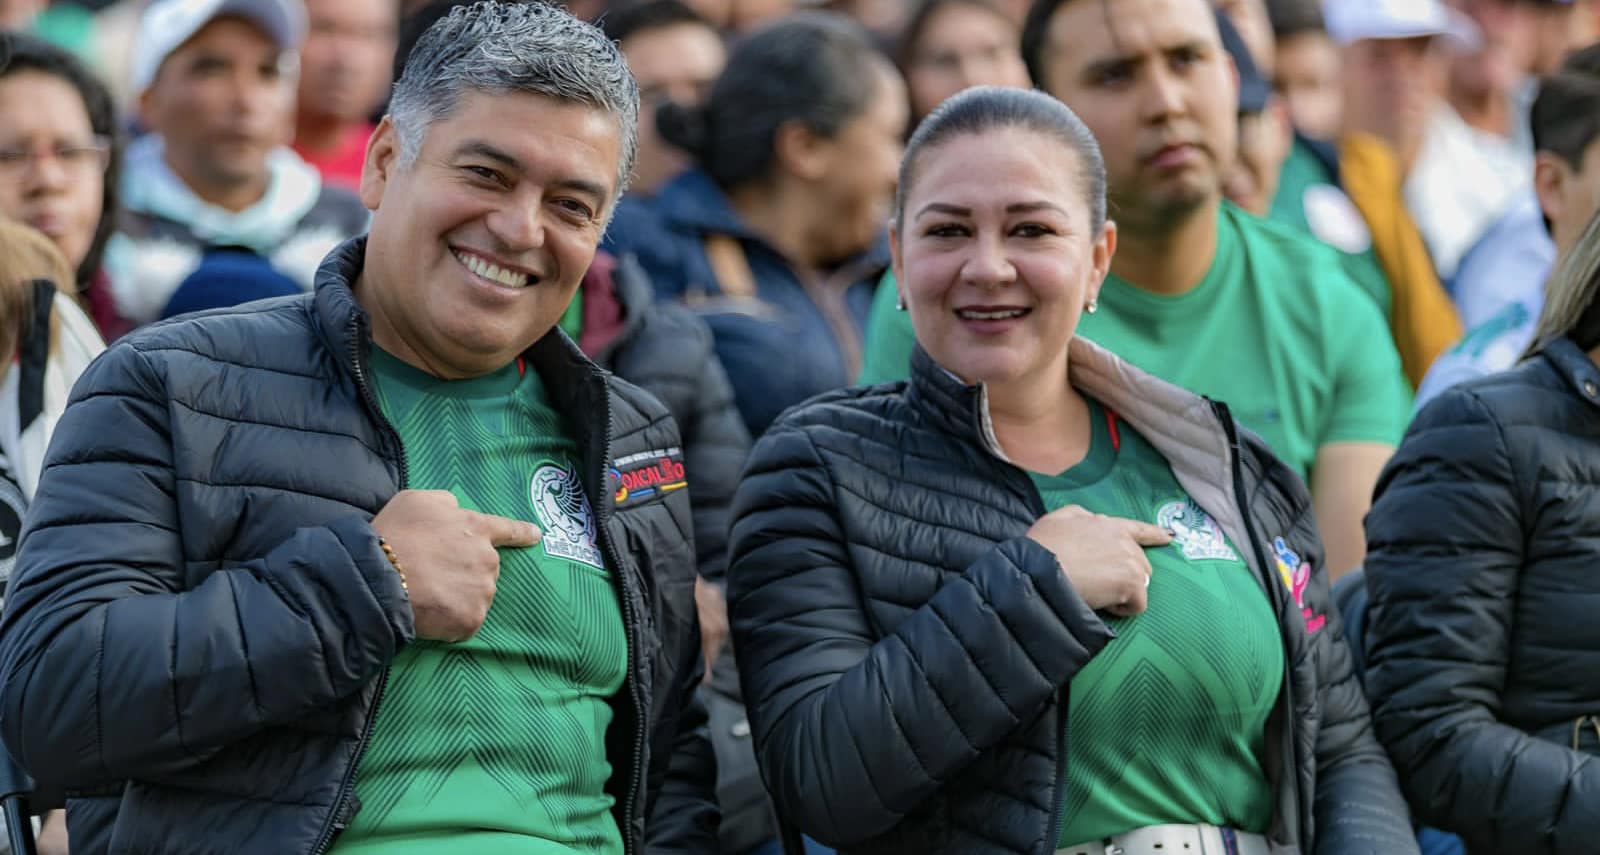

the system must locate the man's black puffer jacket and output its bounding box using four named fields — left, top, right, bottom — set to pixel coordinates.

left=1364, top=336, right=1600, bottom=854
left=727, top=340, right=1417, bottom=855
left=0, top=239, right=718, bottom=855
